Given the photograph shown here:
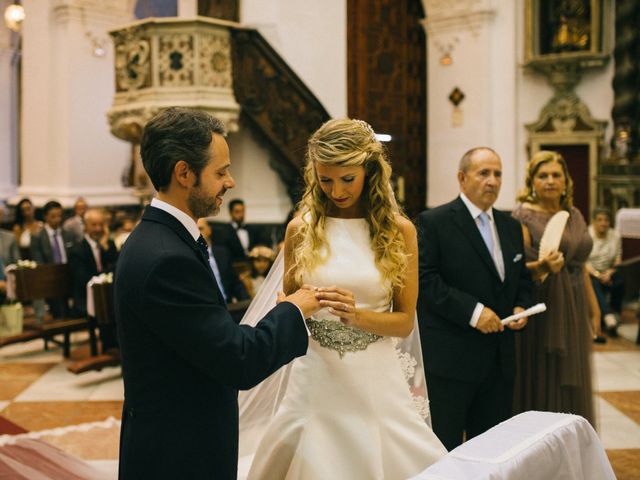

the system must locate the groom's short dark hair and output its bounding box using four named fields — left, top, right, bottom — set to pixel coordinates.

left=141, top=107, right=226, bottom=192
